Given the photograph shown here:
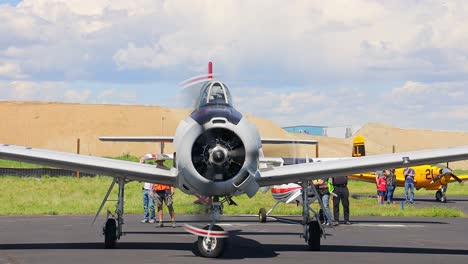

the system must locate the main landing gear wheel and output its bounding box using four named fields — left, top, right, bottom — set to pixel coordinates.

left=197, top=225, right=226, bottom=258
left=307, top=221, right=321, bottom=251
left=104, top=218, right=117, bottom=249
left=435, top=190, right=443, bottom=202
left=258, top=208, right=267, bottom=223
